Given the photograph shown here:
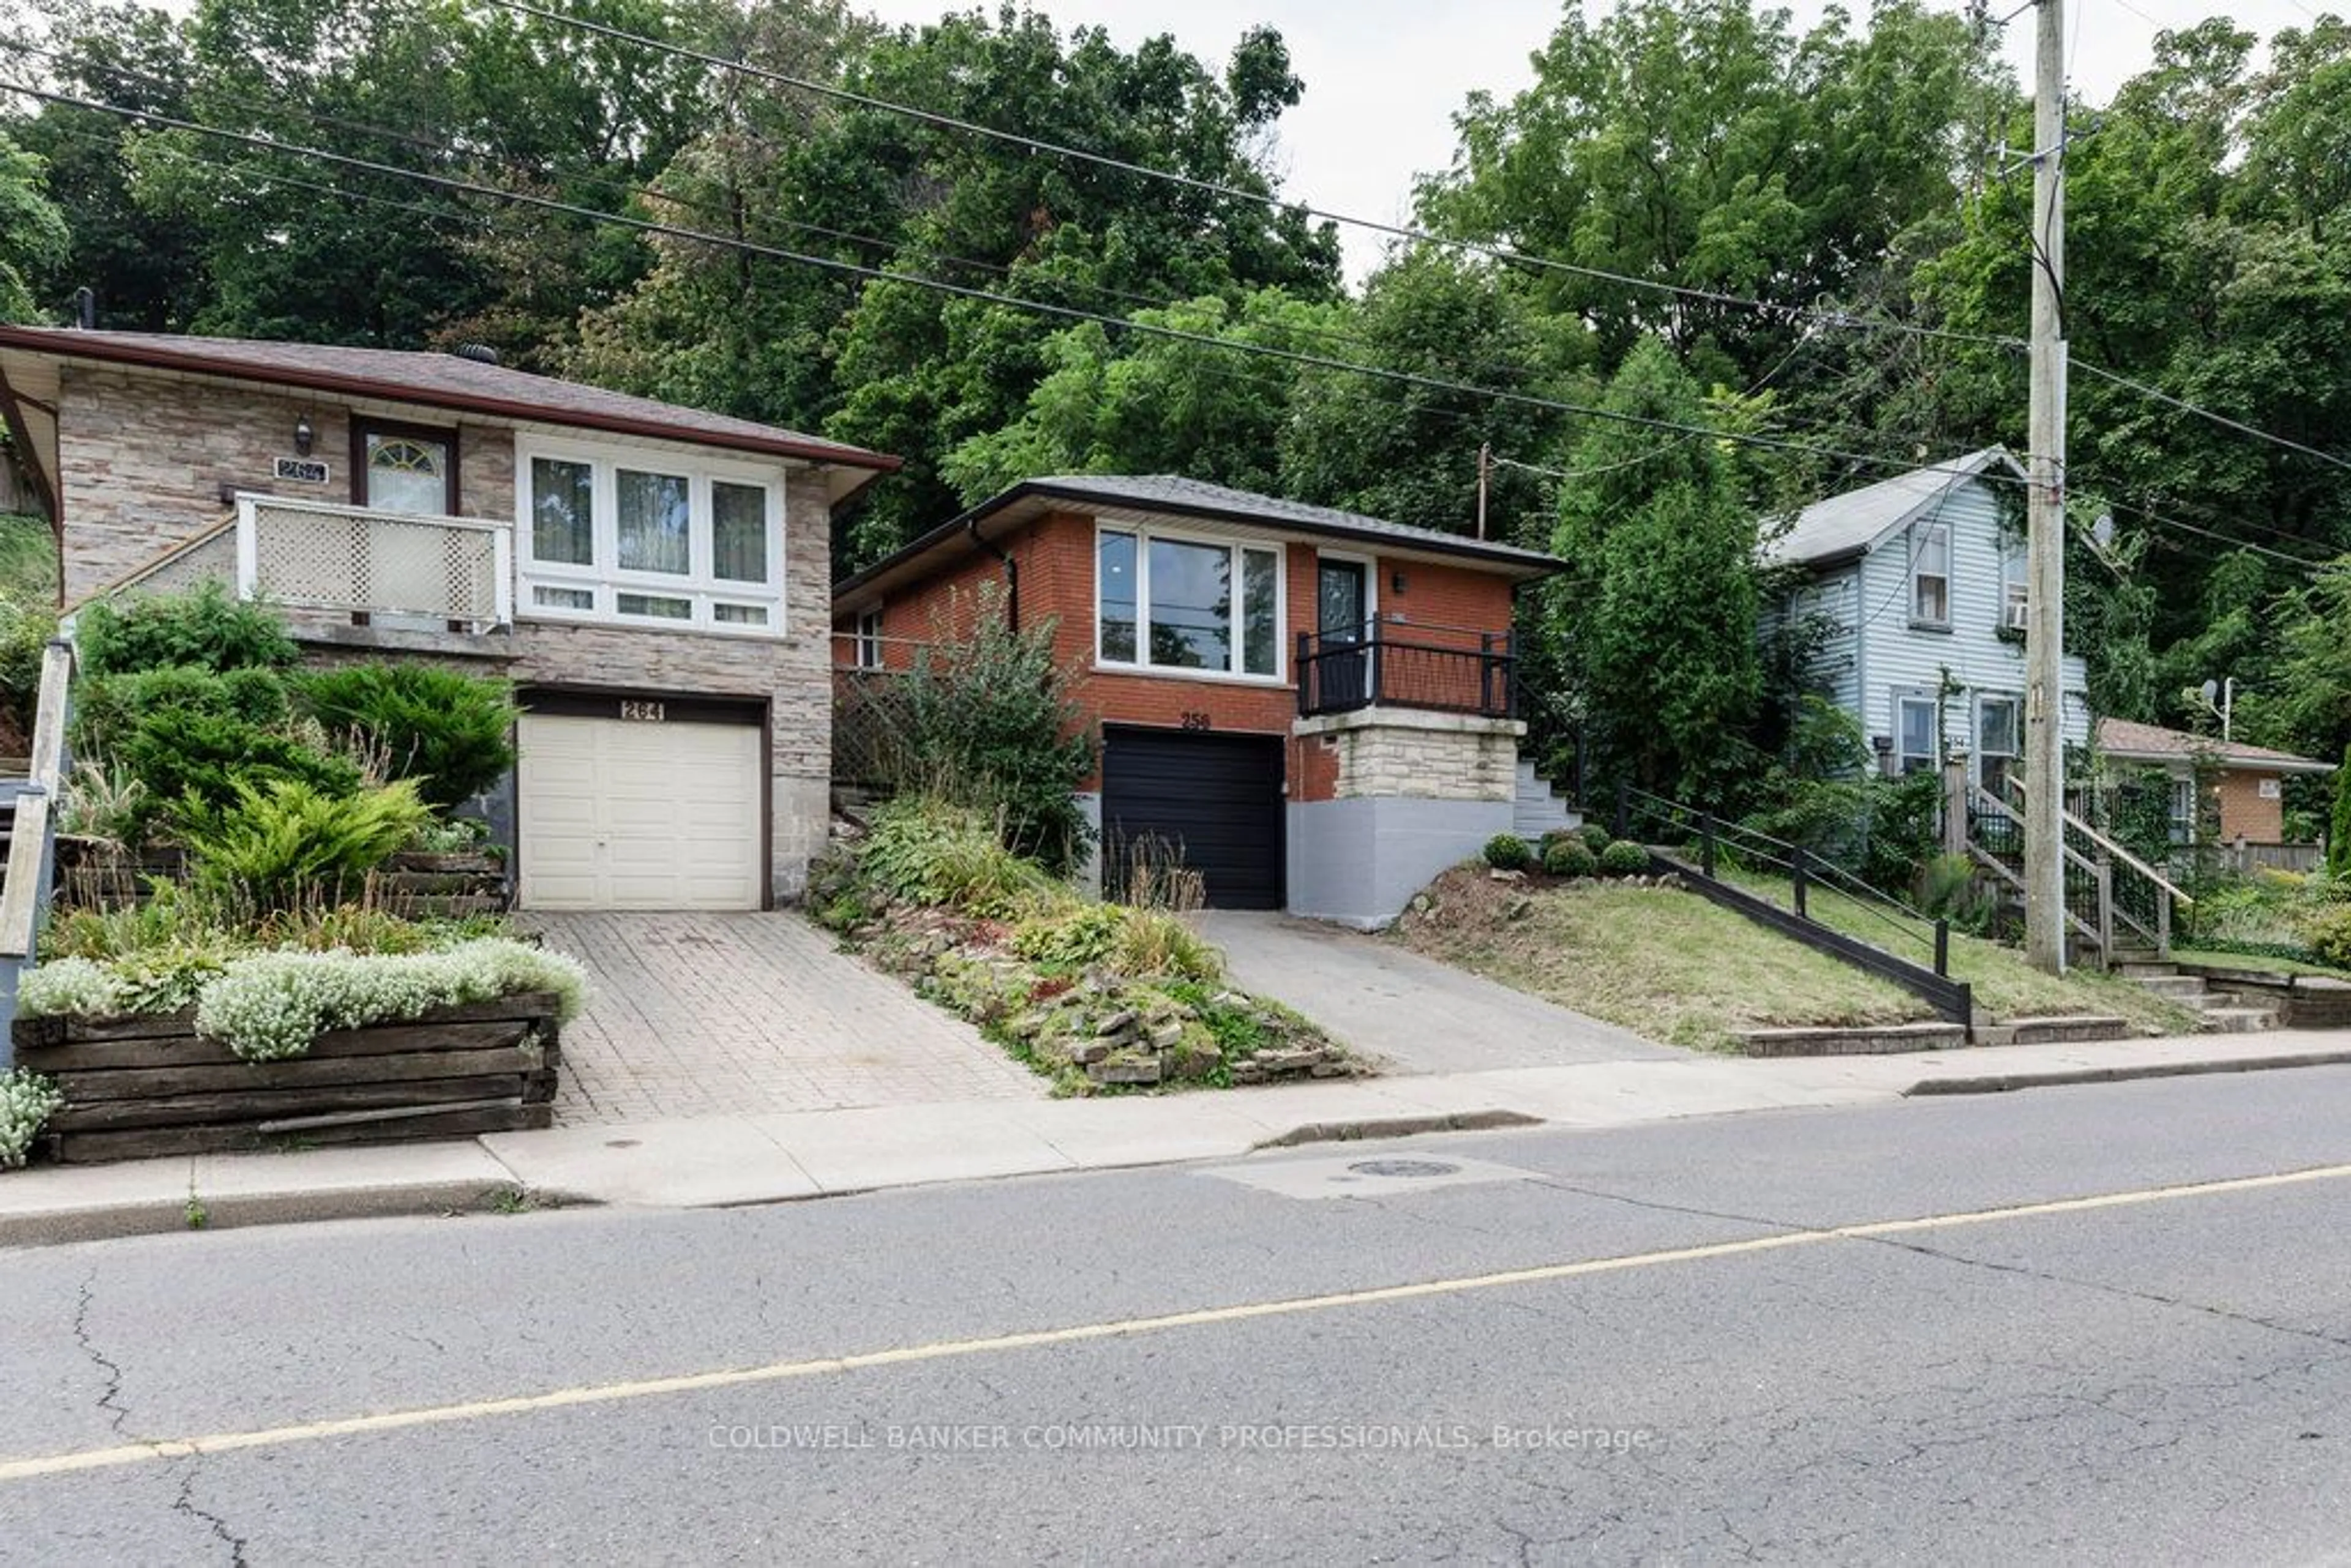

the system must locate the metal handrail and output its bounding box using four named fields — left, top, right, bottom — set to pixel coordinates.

left=1622, top=785, right=1952, bottom=972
